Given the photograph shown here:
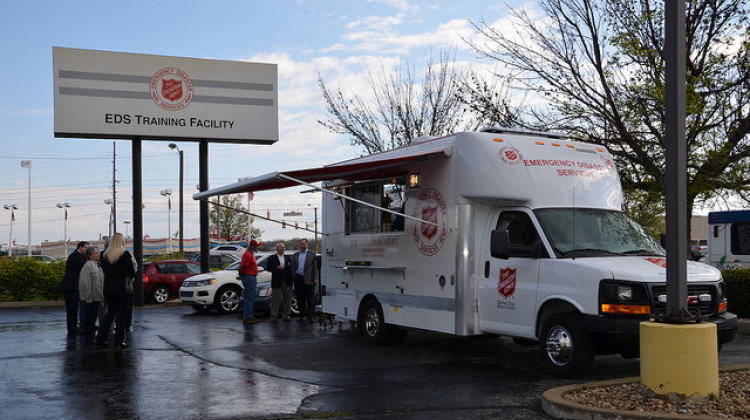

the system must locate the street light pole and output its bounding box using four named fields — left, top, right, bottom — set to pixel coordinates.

left=160, top=189, right=173, bottom=254
left=104, top=199, right=114, bottom=238
left=123, top=220, right=130, bottom=241
left=168, top=143, right=184, bottom=255
left=21, top=160, right=31, bottom=256
left=56, top=203, right=70, bottom=257
left=3, top=204, right=17, bottom=257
